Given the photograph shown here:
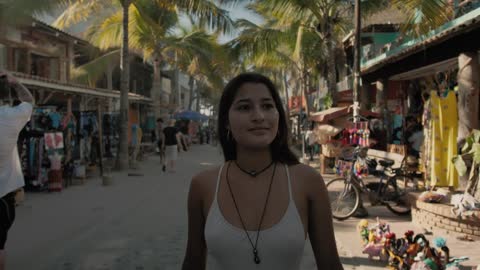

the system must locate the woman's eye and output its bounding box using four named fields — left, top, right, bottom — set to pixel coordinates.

left=237, top=105, right=250, bottom=110
left=263, top=104, right=275, bottom=109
